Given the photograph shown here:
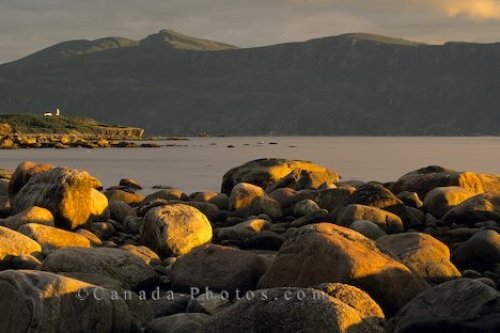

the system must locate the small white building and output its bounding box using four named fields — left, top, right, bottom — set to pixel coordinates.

left=44, top=108, right=61, bottom=117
